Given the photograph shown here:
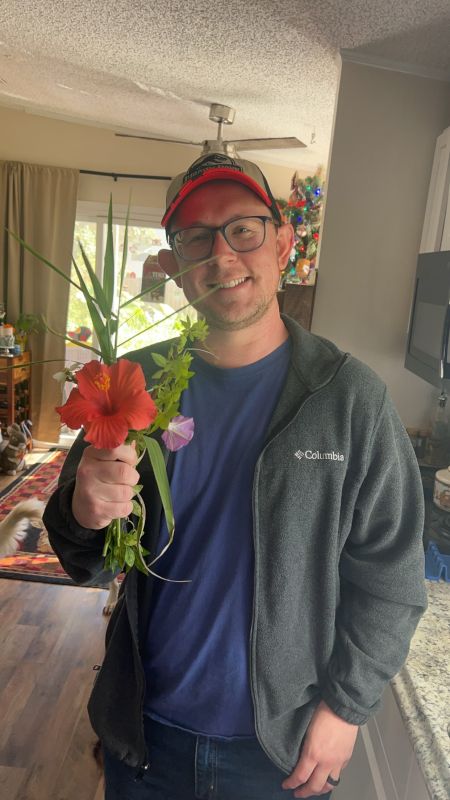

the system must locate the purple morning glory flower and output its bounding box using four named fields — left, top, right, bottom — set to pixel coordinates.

left=162, top=415, right=195, bottom=452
